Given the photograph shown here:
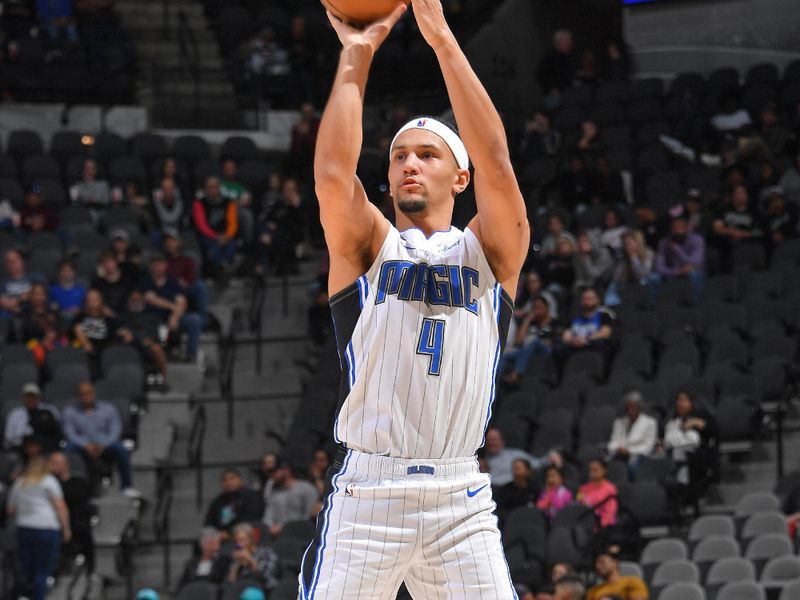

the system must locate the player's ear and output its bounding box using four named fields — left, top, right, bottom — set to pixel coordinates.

left=452, top=169, right=470, bottom=195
